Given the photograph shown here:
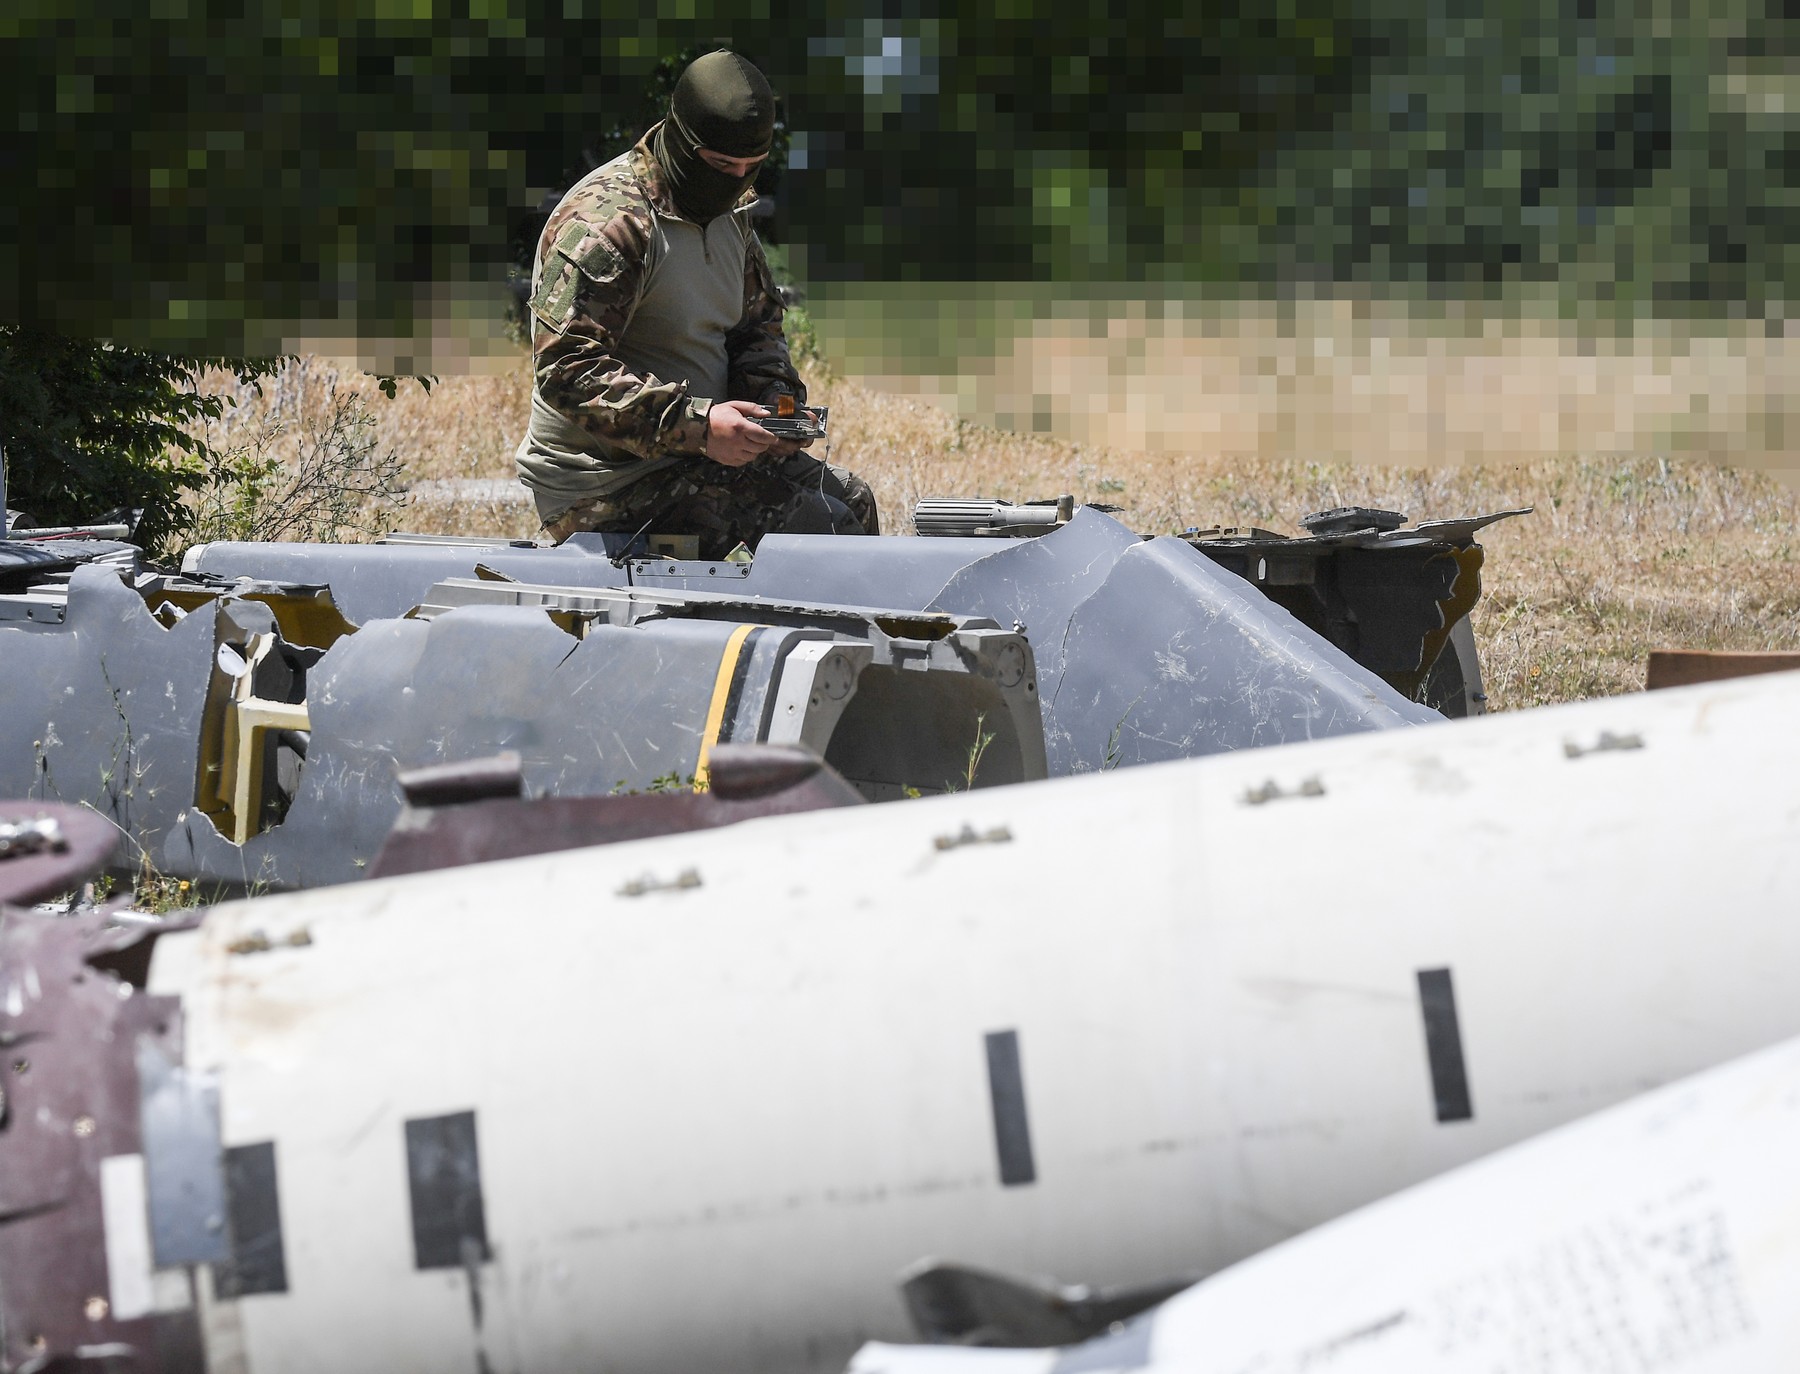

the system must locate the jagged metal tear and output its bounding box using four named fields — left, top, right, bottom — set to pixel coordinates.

left=188, top=509, right=1439, bottom=781
left=1, top=565, right=1047, bottom=889
left=1, top=512, right=1441, bottom=890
